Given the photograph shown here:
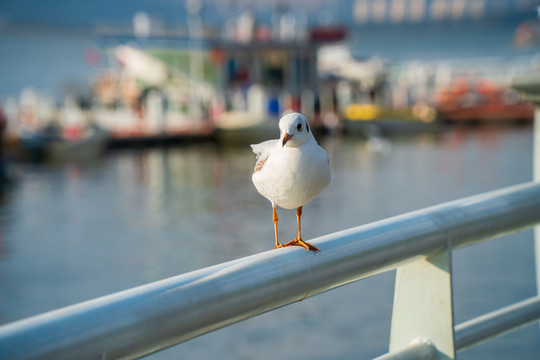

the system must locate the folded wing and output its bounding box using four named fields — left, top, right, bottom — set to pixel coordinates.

left=251, top=140, right=278, bottom=173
